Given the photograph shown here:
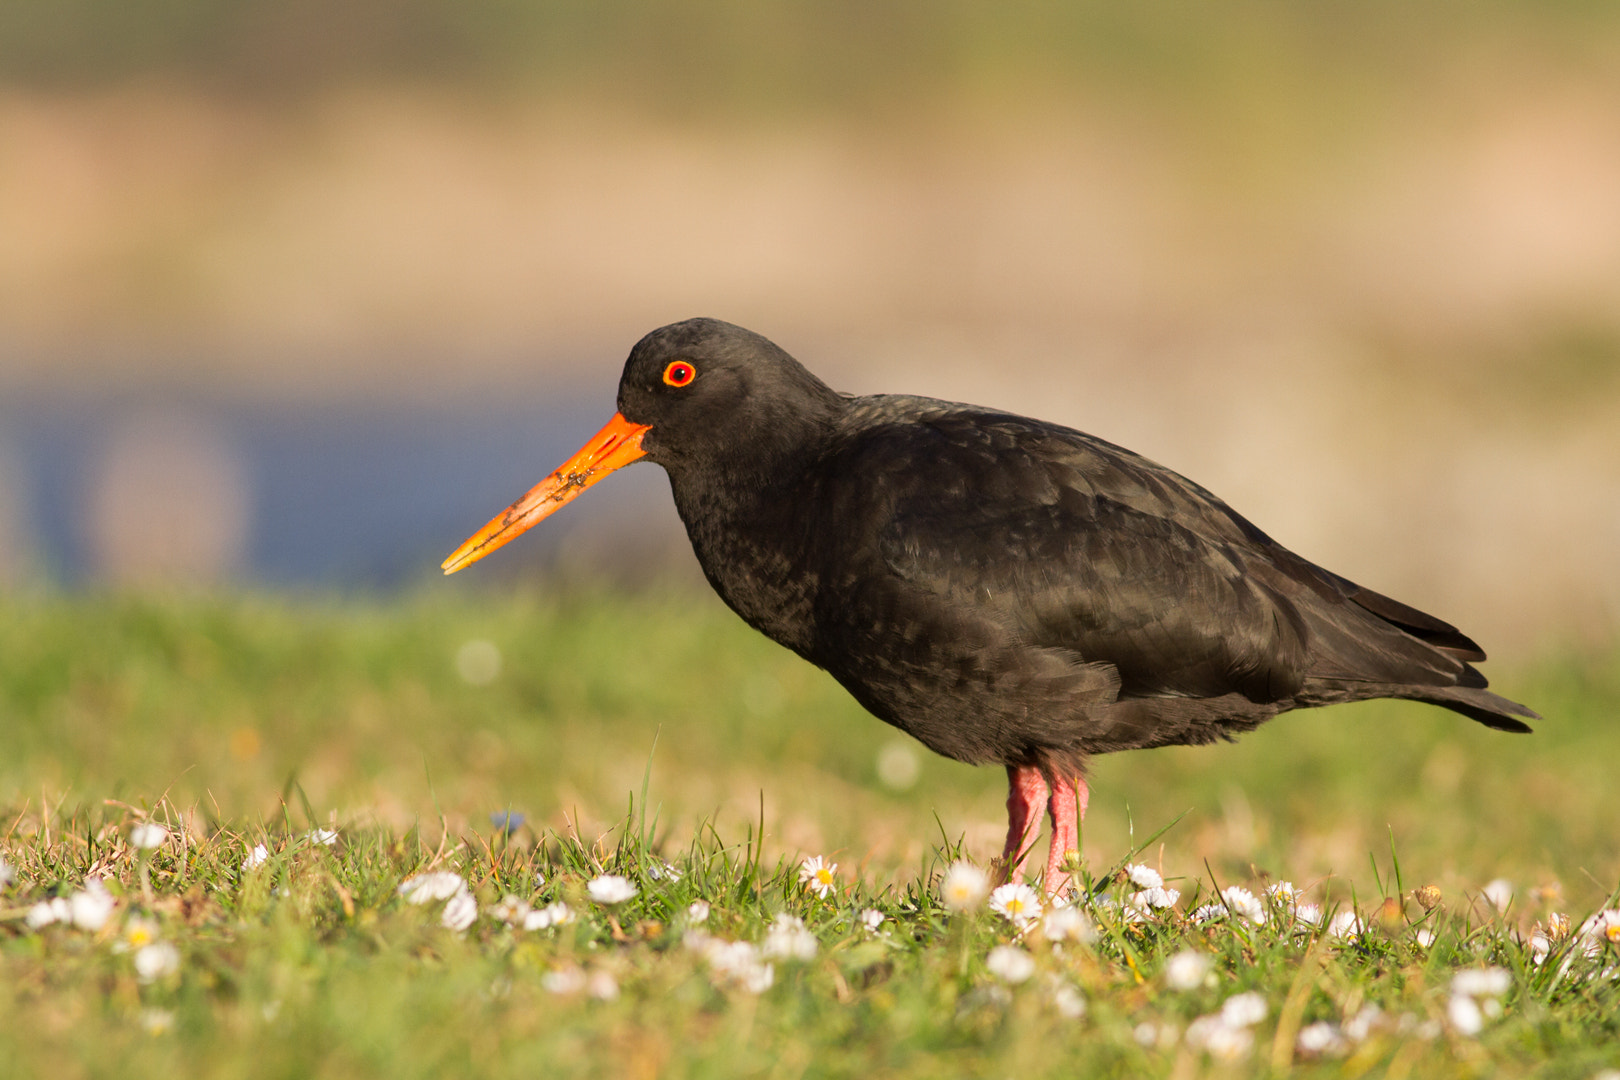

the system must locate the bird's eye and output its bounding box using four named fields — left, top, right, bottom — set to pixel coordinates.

left=662, top=361, right=696, bottom=387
